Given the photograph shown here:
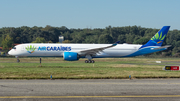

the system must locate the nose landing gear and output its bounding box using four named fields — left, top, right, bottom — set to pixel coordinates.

left=16, top=56, right=20, bottom=63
